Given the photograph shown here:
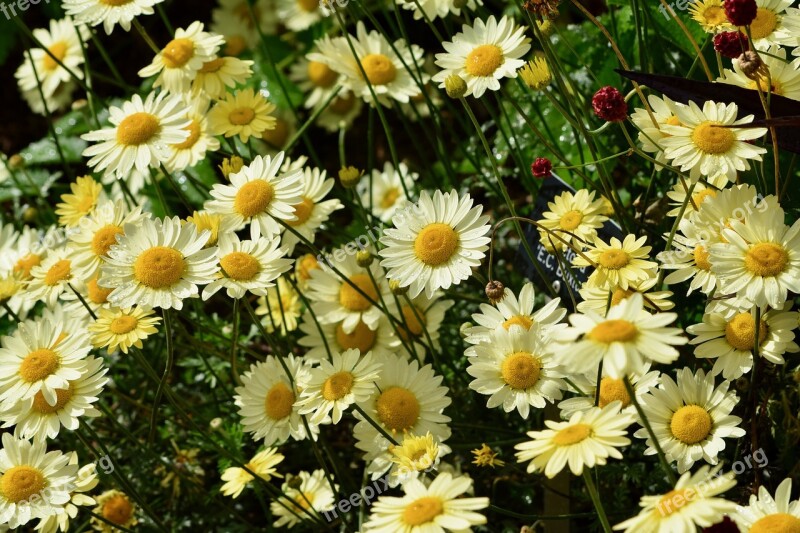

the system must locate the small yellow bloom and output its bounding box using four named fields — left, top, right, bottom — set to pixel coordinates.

left=55, top=175, right=104, bottom=227
left=519, top=57, right=552, bottom=91
left=472, top=443, right=505, bottom=468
